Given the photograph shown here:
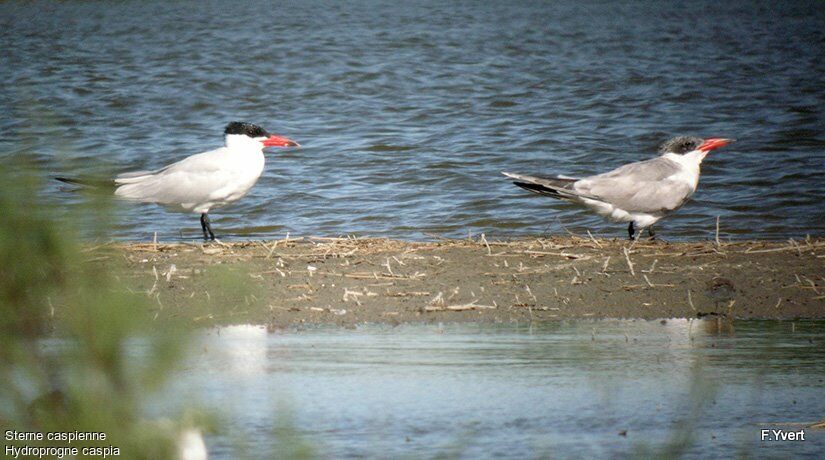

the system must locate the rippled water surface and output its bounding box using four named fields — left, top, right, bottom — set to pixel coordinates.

left=168, top=321, right=825, bottom=458
left=1, top=1, right=823, bottom=240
